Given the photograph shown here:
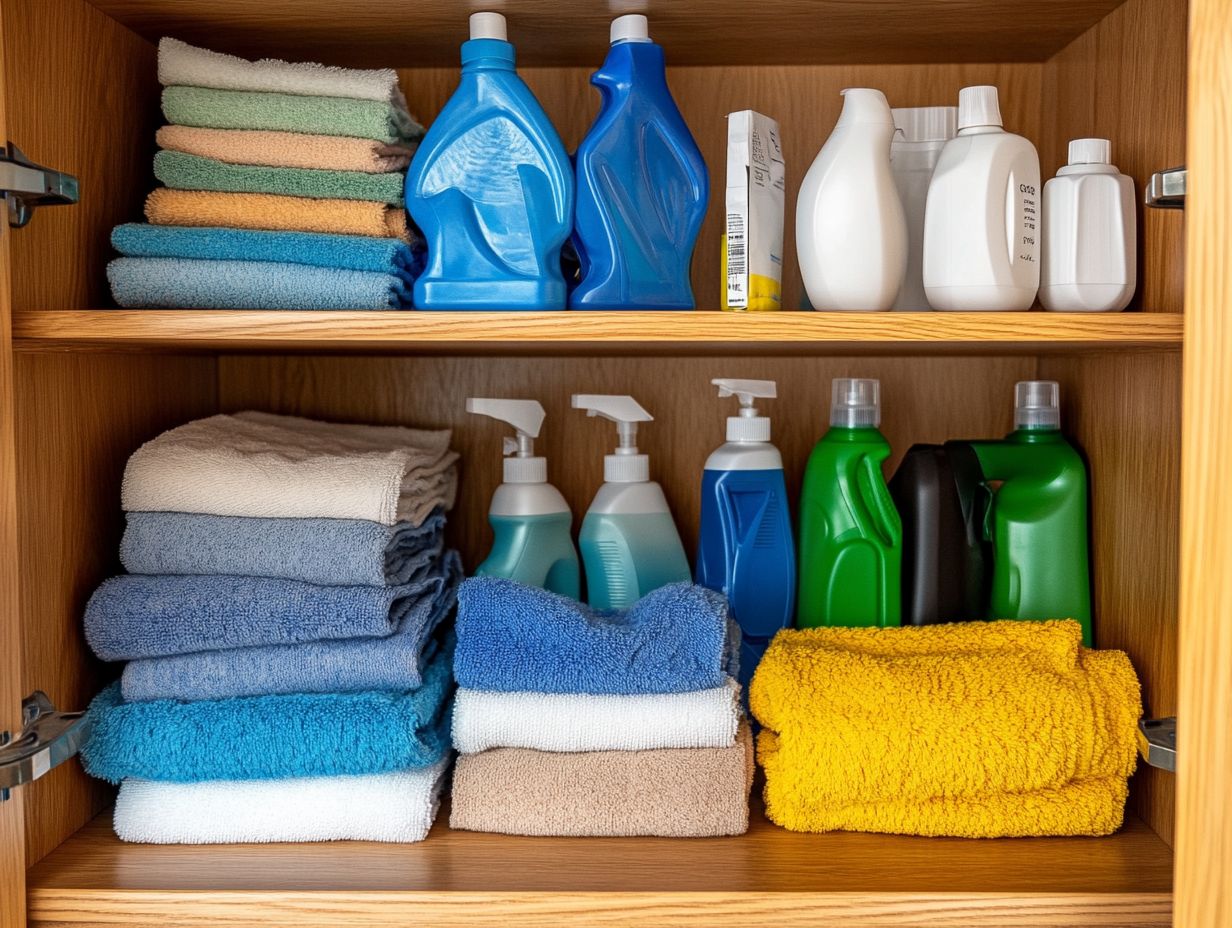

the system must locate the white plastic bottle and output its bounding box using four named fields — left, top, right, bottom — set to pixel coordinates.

left=889, top=106, right=957, bottom=311
left=797, top=88, right=907, bottom=312
left=1039, top=138, right=1137, bottom=312
left=923, top=85, right=1041, bottom=311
